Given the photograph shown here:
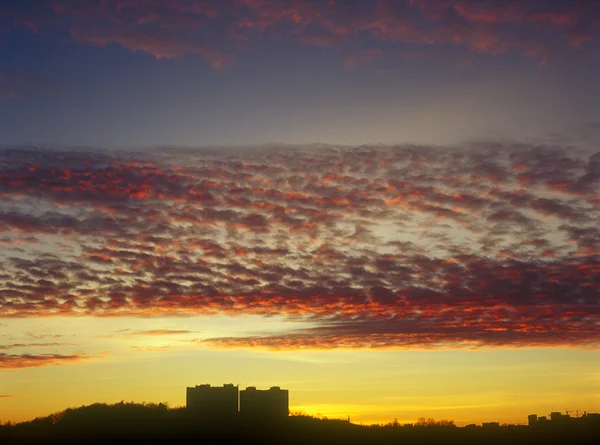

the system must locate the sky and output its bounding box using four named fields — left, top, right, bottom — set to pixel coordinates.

left=0, top=0, right=599, bottom=426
